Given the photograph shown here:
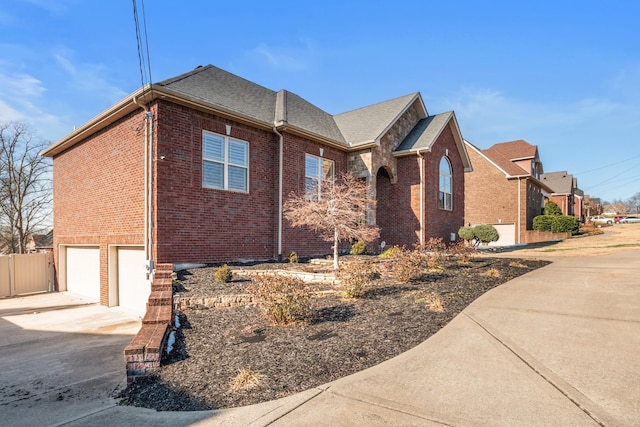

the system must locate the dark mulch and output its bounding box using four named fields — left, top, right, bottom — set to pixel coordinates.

left=118, top=256, right=549, bottom=411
